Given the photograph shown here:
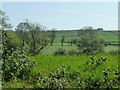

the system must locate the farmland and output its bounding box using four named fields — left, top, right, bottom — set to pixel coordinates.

left=3, top=30, right=119, bottom=88
left=41, top=30, right=119, bottom=55
left=49, top=30, right=118, bottom=43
